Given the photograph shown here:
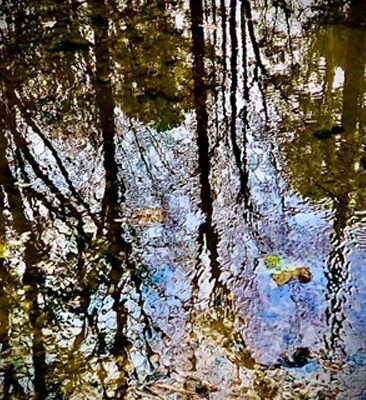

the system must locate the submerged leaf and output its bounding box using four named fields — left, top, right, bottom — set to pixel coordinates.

left=132, top=208, right=168, bottom=226
left=280, top=347, right=313, bottom=368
